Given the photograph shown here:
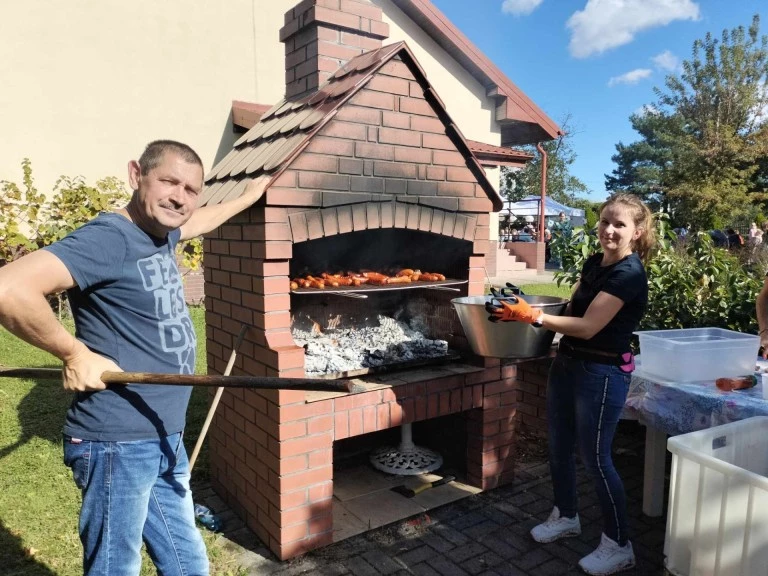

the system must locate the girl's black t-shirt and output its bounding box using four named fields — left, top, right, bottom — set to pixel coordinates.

left=560, top=252, right=648, bottom=354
